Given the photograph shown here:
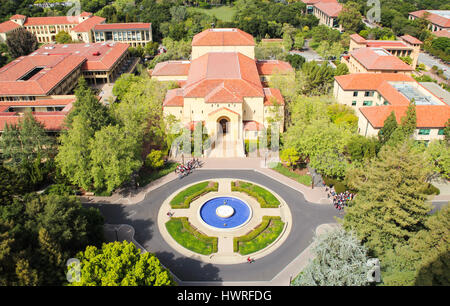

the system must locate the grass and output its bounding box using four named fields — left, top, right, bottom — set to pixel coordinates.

left=187, top=5, right=237, bottom=22
left=166, top=217, right=218, bottom=255
left=137, top=161, right=178, bottom=187
left=234, top=216, right=285, bottom=255
left=231, top=181, right=280, bottom=208
left=271, top=163, right=312, bottom=186
left=170, top=181, right=218, bottom=209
